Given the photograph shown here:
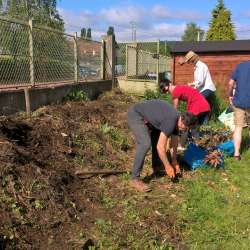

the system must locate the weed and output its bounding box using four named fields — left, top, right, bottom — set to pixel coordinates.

left=95, top=218, right=112, bottom=234
left=100, top=123, right=130, bottom=151
left=64, top=89, right=89, bottom=102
